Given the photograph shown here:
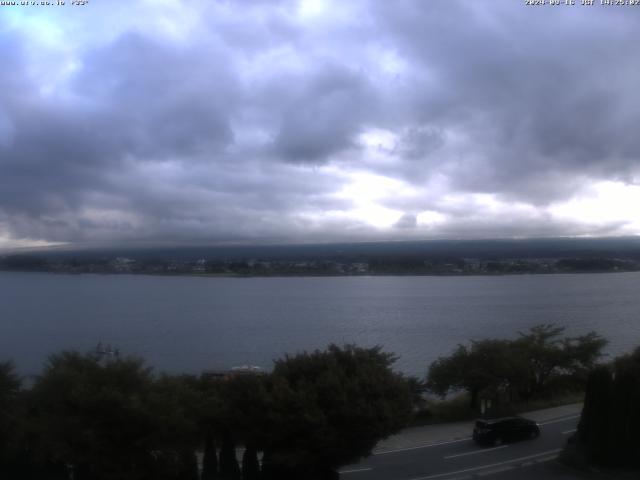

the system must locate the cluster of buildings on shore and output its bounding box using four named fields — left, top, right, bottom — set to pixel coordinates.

left=3, top=254, right=640, bottom=276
